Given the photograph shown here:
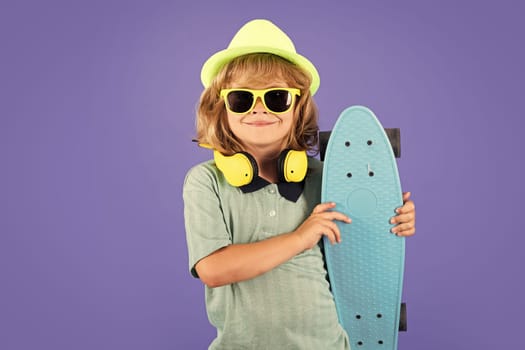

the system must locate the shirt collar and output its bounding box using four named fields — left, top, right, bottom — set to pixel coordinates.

left=239, top=176, right=305, bottom=202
